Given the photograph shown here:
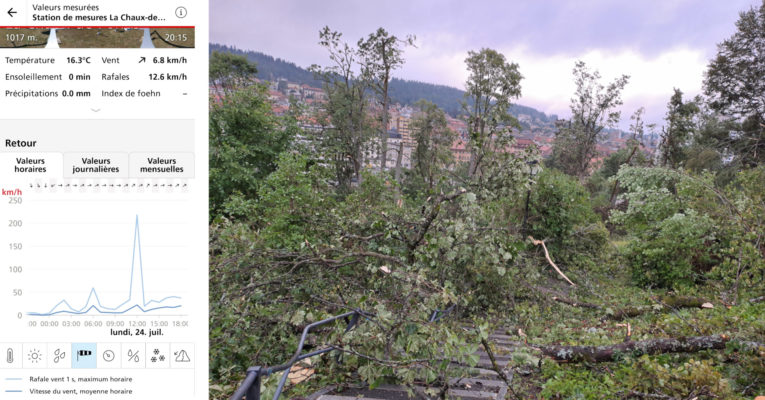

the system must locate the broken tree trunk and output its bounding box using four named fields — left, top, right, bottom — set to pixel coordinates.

left=607, top=296, right=712, bottom=321
left=537, top=335, right=730, bottom=363
left=394, top=141, right=404, bottom=183
left=550, top=294, right=713, bottom=321
left=552, top=296, right=601, bottom=309
left=608, top=144, right=639, bottom=207
left=528, top=237, right=576, bottom=286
